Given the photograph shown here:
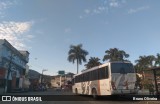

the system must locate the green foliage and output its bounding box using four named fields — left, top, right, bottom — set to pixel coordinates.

left=85, top=57, right=102, bottom=69
left=103, top=48, right=129, bottom=62
left=141, top=79, right=151, bottom=89
left=68, top=44, right=89, bottom=74
left=155, top=53, right=160, bottom=67
left=135, top=55, right=156, bottom=73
